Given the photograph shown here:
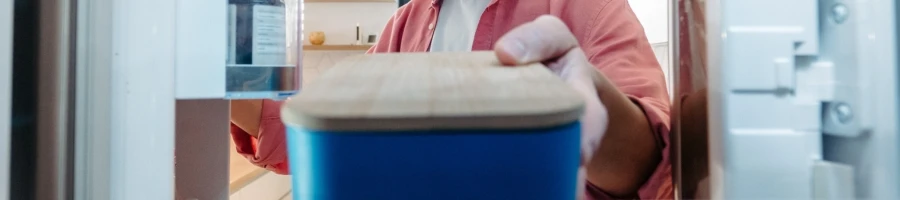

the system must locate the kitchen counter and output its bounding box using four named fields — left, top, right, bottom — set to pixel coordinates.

left=228, top=138, right=293, bottom=200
